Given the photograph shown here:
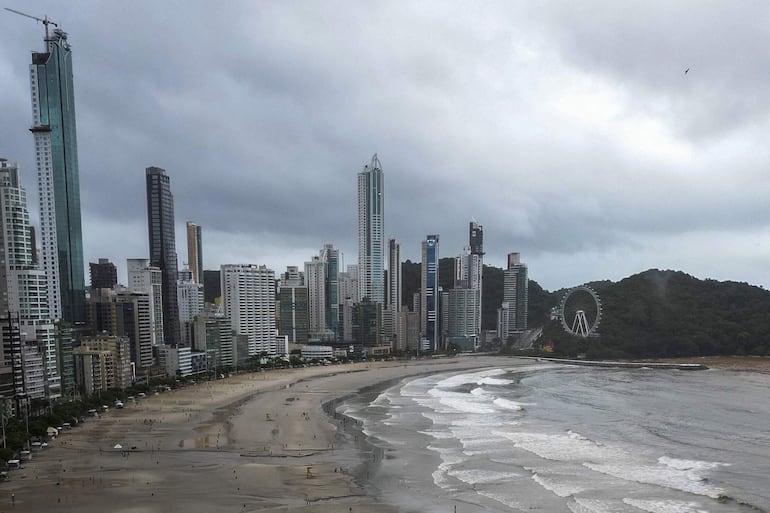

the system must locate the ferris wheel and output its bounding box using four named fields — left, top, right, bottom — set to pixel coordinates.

left=559, top=286, right=602, bottom=337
